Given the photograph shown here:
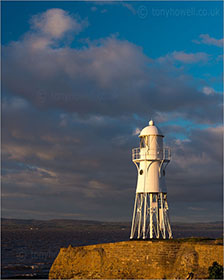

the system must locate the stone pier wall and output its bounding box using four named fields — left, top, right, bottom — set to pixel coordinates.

left=49, top=240, right=223, bottom=279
